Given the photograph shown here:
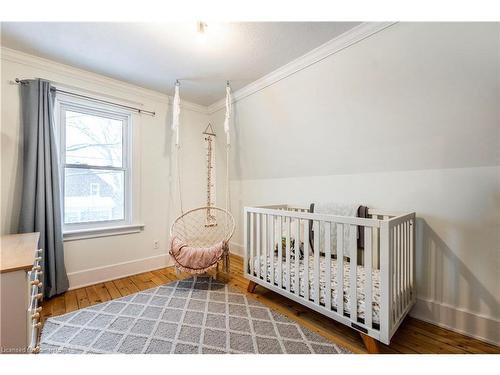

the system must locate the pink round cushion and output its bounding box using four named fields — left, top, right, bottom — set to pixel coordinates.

left=169, top=236, right=227, bottom=274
